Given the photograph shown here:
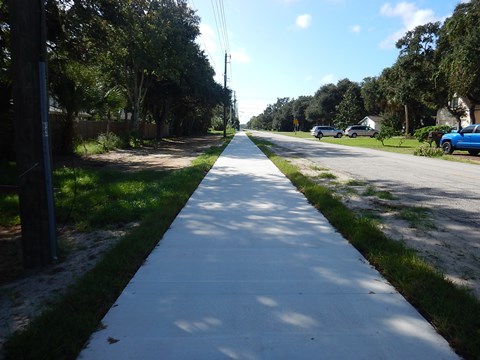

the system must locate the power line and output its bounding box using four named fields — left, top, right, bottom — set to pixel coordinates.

left=195, top=0, right=232, bottom=89
left=187, top=0, right=218, bottom=70
left=211, top=0, right=225, bottom=54
left=217, top=0, right=230, bottom=53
